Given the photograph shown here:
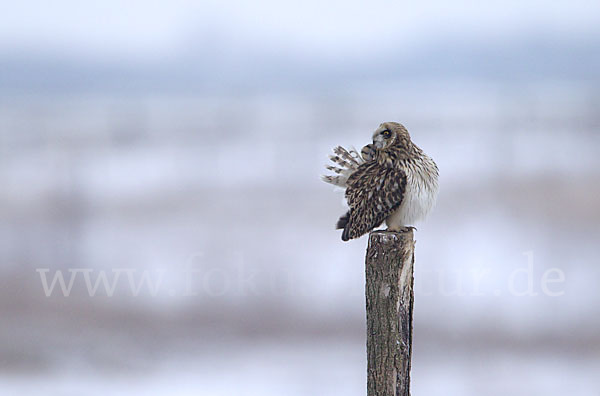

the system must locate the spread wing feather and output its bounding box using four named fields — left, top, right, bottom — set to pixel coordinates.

left=337, top=161, right=406, bottom=241
left=321, top=145, right=371, bottom=188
